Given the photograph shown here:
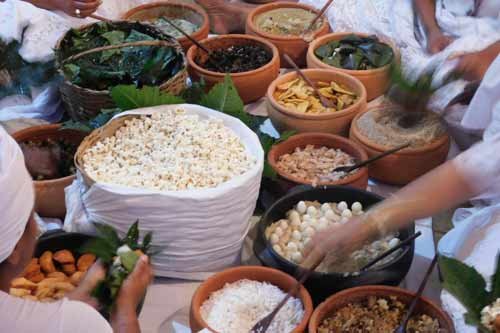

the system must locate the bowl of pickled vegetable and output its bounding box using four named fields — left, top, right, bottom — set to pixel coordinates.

left=307, top=33, right=397, bottom=101
left=123, top=1, right=209, bottom=52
